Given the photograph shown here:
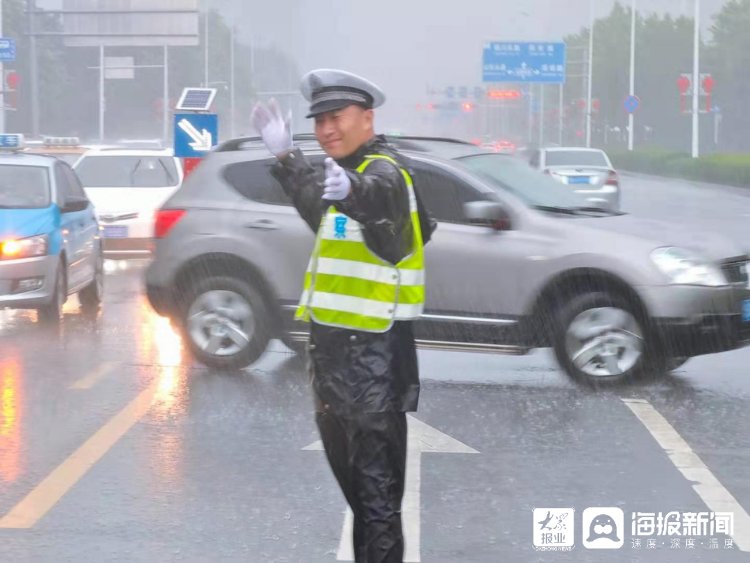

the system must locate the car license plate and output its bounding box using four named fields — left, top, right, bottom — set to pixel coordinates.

left=569, top=176, right=591, bottom=184
left=103, top=225, right=128, bottom=238
left=743, top=299, right=750, bottom=323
